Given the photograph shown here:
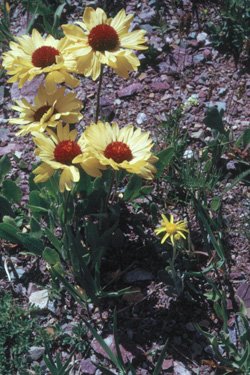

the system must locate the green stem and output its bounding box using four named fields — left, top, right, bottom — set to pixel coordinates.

left=63, top=190, right=72, bottom=266
left=105, top=170, right=116, bottom=212
left=64, top=190, right=70, bottom=226
left=95, top=64, right=104, bottom=123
